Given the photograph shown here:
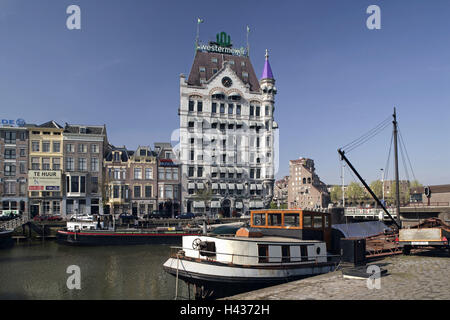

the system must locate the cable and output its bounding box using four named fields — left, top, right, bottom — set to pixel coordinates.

left=344, top=121, right=391, bottom=153
left=341, top=115, right=391, bottom=152
left=398, top=126, right=417, bottom=182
